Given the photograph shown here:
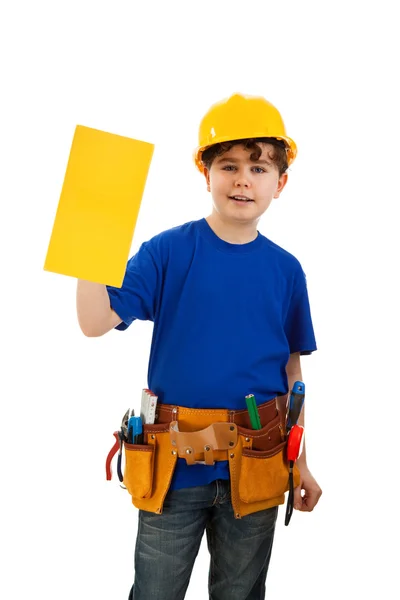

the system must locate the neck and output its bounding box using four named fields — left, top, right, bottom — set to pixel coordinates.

left=206, top=213, right=259, bottom=244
